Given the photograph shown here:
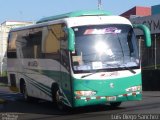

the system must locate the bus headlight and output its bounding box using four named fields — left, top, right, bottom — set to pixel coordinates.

left=75, top=90, right=96, bottom=96
left=126, top=85, right=141, bottom=92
